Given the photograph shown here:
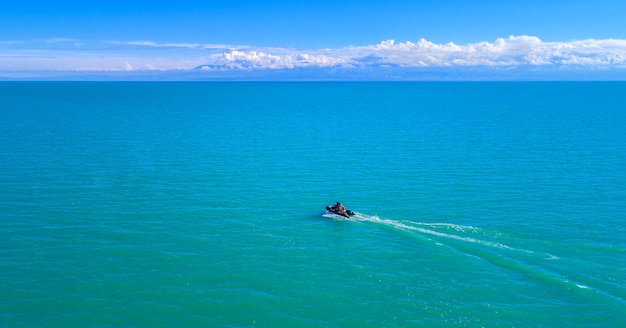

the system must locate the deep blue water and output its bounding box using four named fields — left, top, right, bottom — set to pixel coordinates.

left=1, top=81, right=625, bottom=327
